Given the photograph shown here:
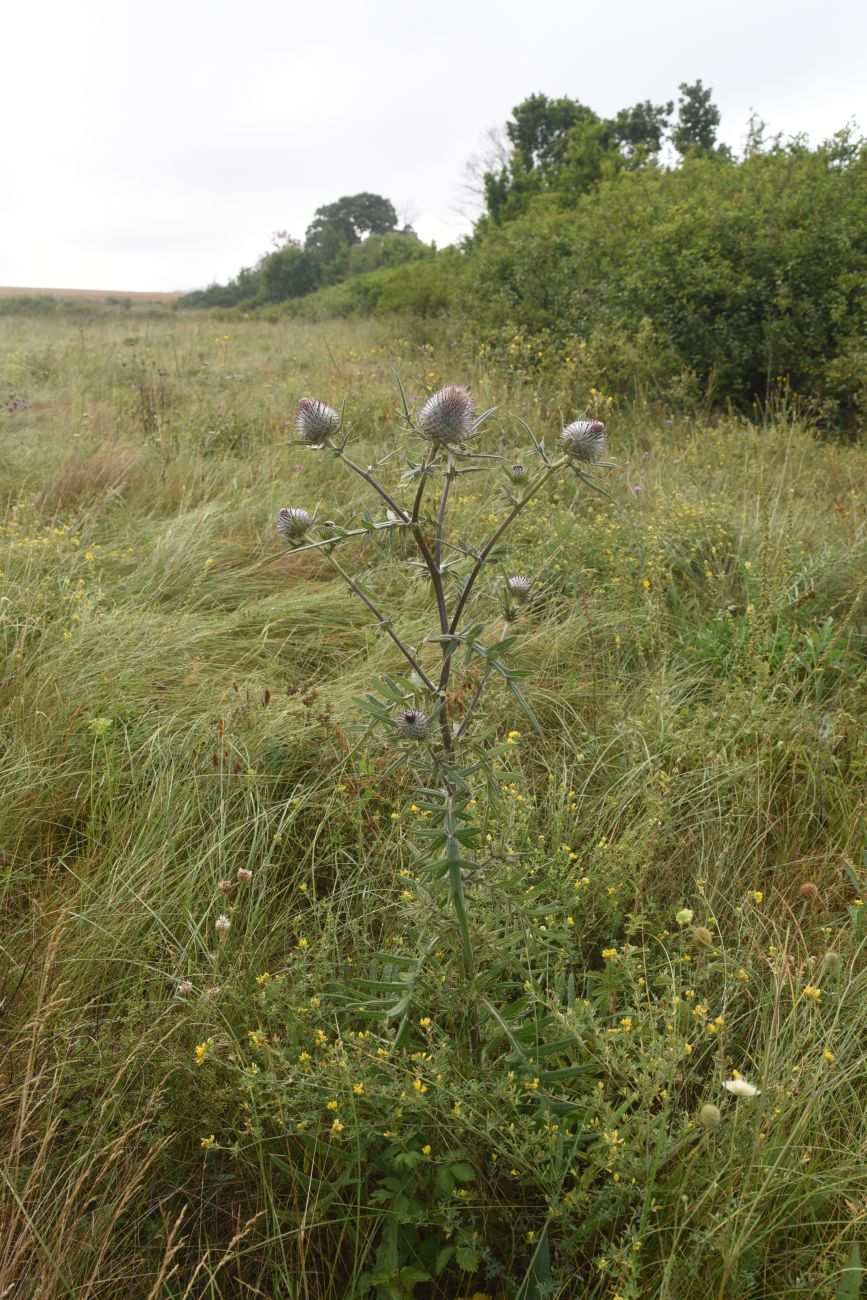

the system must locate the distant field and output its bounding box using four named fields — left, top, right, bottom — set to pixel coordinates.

left=0, top=285, right=181, bottom=303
